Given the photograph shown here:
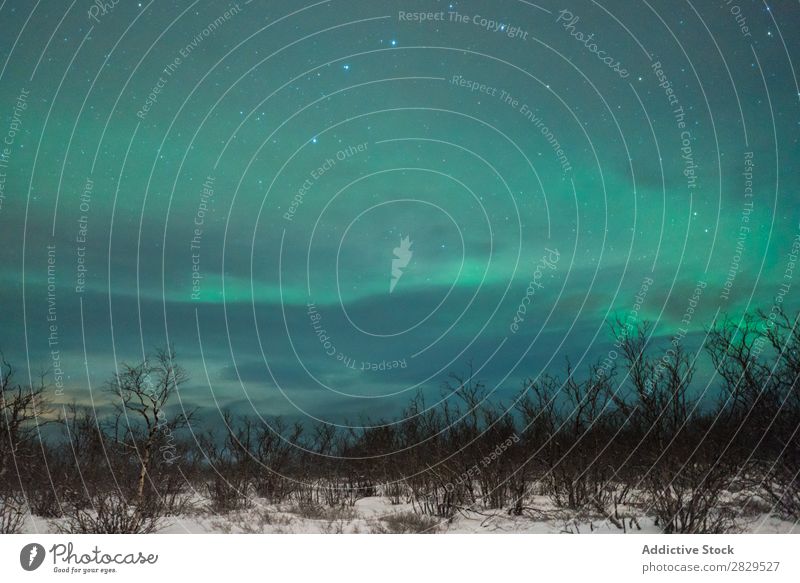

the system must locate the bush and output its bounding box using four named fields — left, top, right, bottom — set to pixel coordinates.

left=0, top=493, right=27, bottom=533
left=372, top=511, right=441, bottom=533
left=56, top=494, right=165, bottom=534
